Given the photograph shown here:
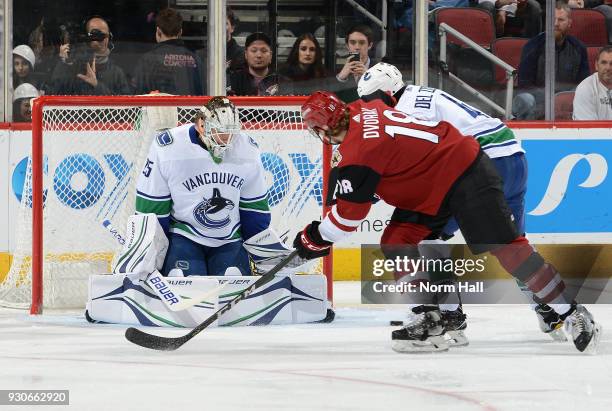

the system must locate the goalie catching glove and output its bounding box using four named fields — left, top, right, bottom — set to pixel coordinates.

left=243, top=227, right=311, bottom=274
left=293, top=221, right=332, bottom=260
